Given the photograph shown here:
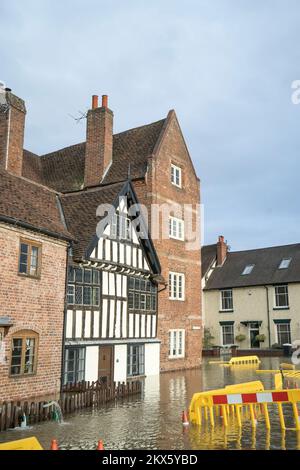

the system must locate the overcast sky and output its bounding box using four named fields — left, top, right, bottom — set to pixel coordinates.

left=1, top=0, right=299, bottom=251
